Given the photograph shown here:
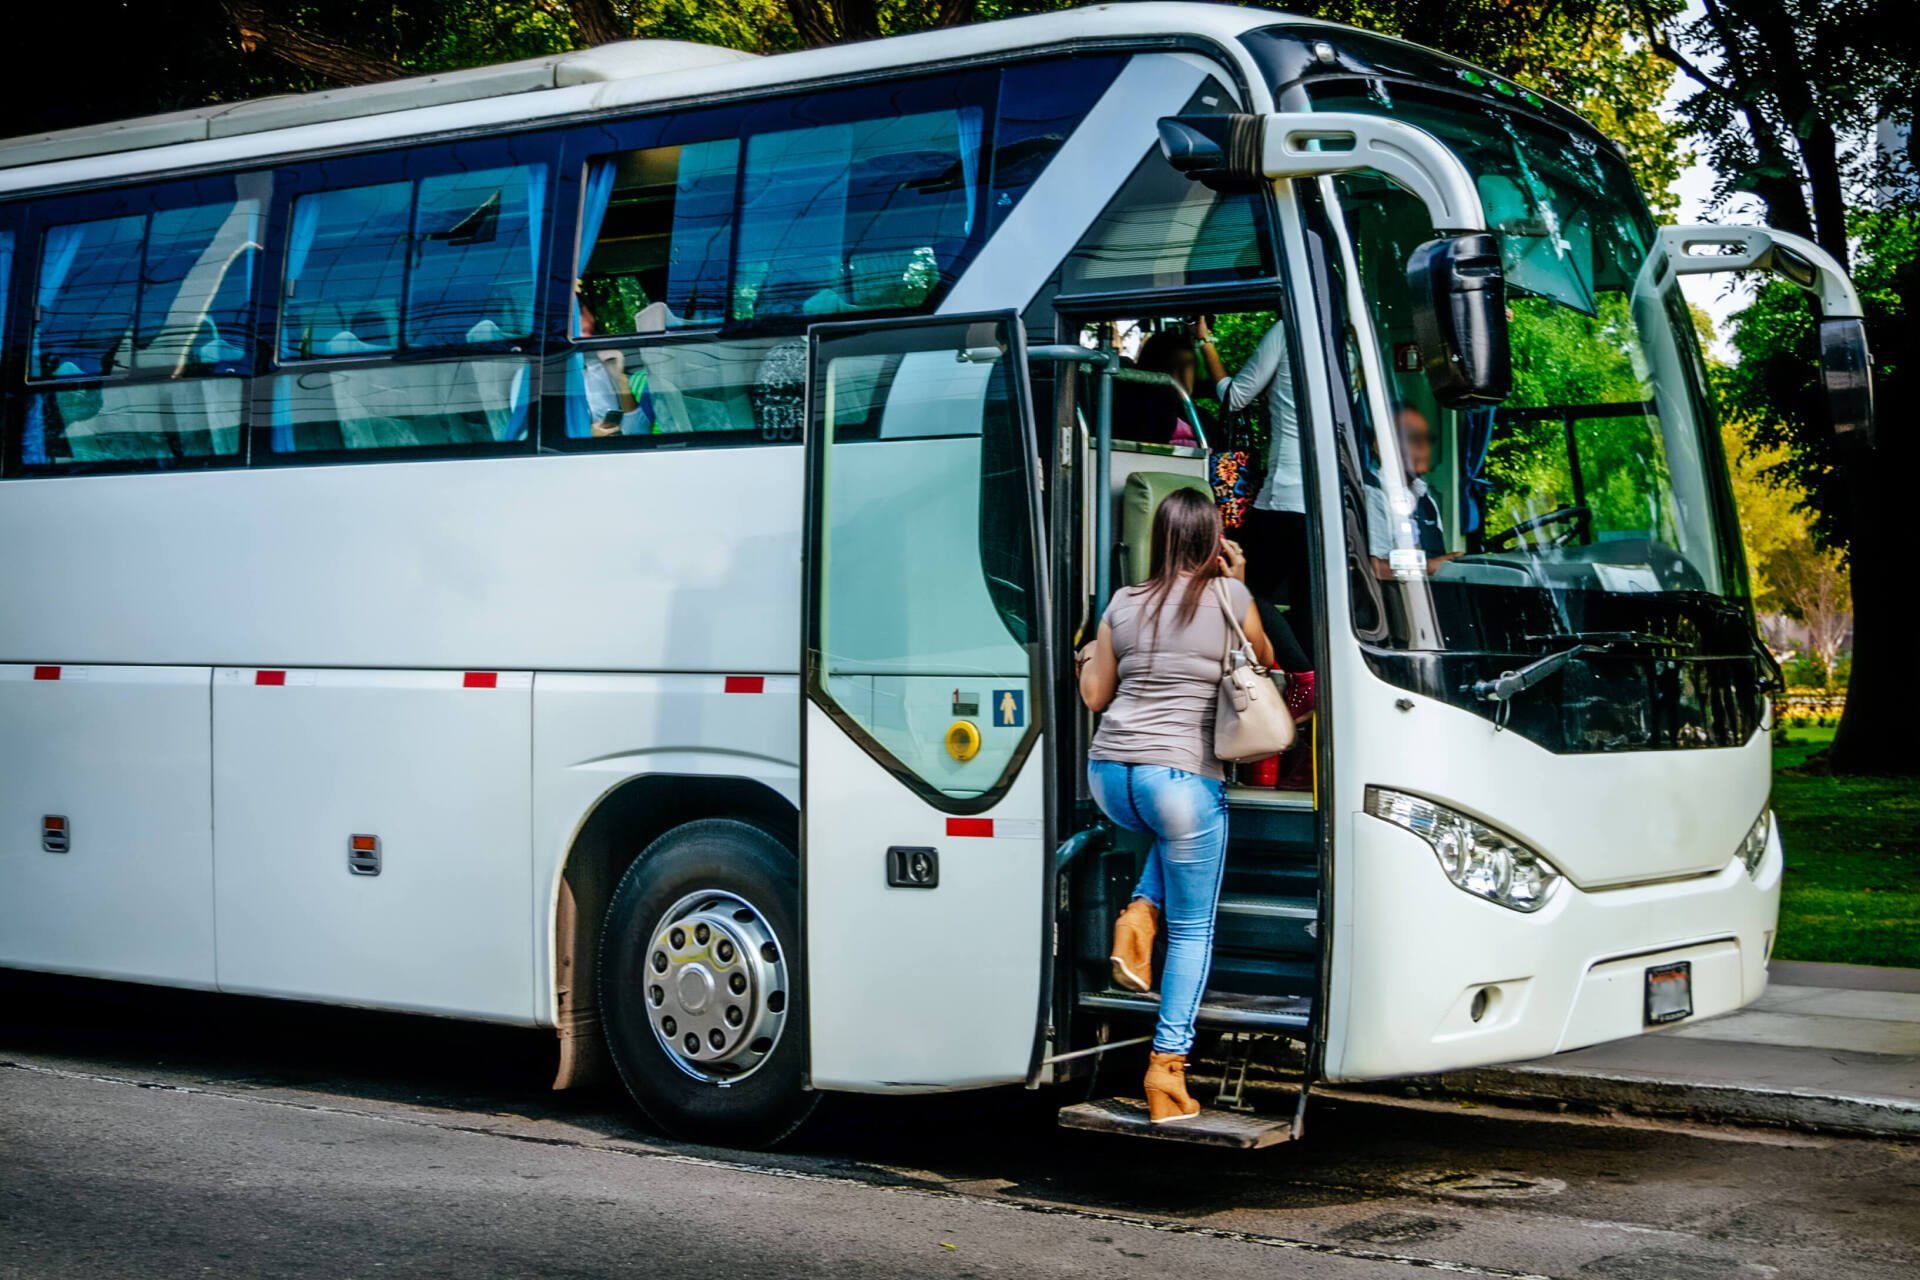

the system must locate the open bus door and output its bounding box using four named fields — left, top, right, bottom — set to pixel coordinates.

left=800, top=312, right=1055, bottom=1092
